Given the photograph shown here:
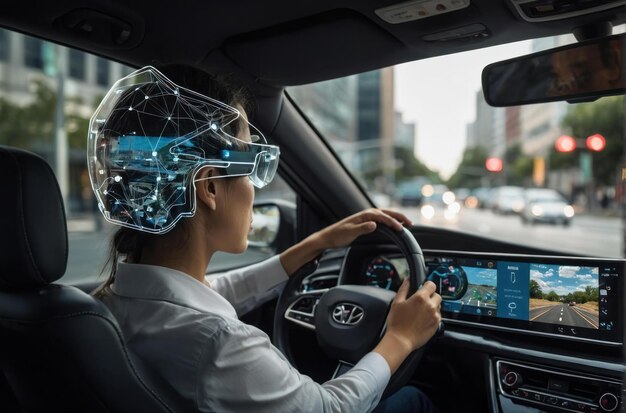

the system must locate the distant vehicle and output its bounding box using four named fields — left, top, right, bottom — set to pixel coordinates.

left=473, top=187, right=493, bottom=209
left=420, top=185, right=460, bottom=222
left=369, top=191, right=392, bottom=208
left=453, top=188, right=471, bottom=202
left=568, top=301, right=576, bottom=306
left=395, top=178, right=429, bottom=206
left=521, top=188, right=575, bottom=226
left=492, top=186, right=525, bottom=215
